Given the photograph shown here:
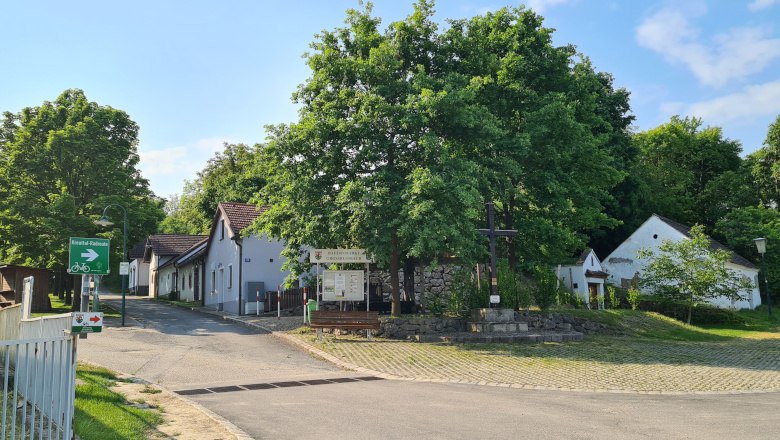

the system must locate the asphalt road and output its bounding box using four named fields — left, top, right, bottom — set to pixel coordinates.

left=79, top=296, right=780, bottom=440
